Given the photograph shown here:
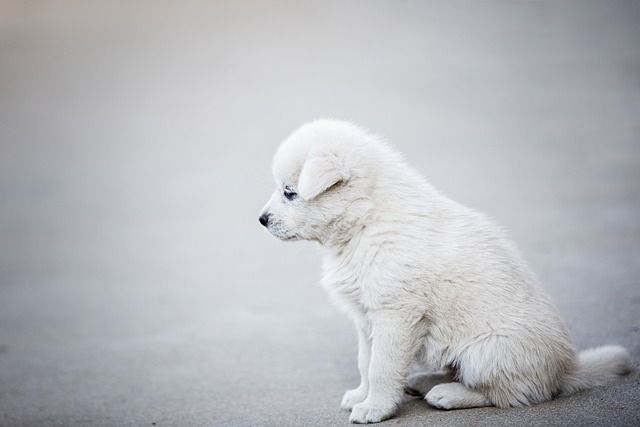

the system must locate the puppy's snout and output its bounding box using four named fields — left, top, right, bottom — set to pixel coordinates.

left=259, top=212, right=271, bottom=227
